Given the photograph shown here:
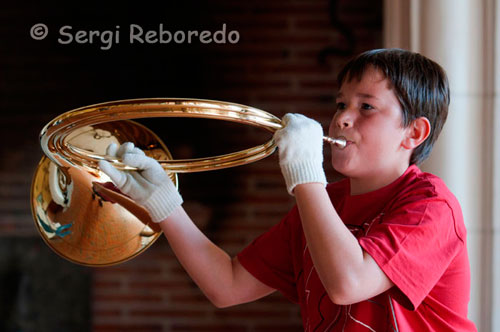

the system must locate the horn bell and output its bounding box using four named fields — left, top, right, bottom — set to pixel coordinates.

left=31, top=120, right=175, bottom=266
